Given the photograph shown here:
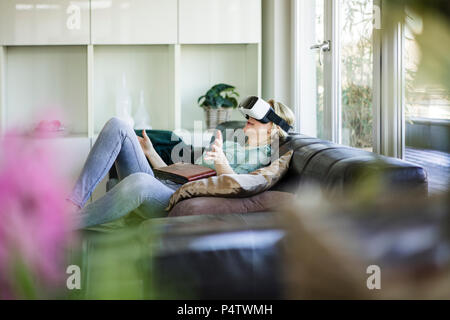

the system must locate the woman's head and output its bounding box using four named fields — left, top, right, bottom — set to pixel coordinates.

left=267, top=99, right=295, bottom=139
left=243, top=98, right=295, bottom=145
